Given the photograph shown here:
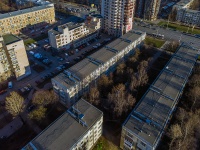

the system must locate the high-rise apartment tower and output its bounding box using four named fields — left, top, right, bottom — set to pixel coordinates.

left=101, top=0, right=136, bottom=37
left=143, top=0, right=161, bottom=21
